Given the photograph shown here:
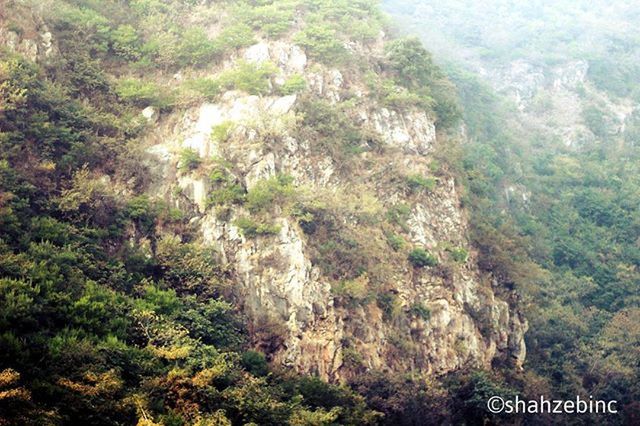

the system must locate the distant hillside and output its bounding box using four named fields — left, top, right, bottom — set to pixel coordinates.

left=385, top=1, right=640, bottom=424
